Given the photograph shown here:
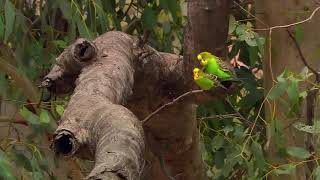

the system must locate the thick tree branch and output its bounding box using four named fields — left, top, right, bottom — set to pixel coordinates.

left=44, top=32, right=145, bottom=180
